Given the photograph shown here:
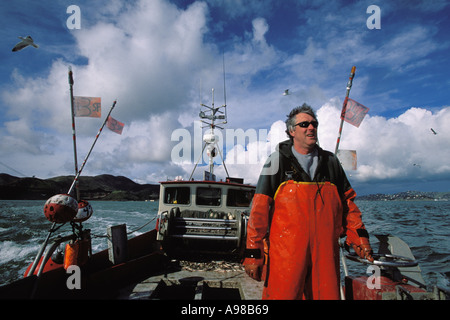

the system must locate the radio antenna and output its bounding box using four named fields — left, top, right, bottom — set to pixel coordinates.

left=222, top=52, right=227, bottom=124
left=190, top=54, right=229, bottom=180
